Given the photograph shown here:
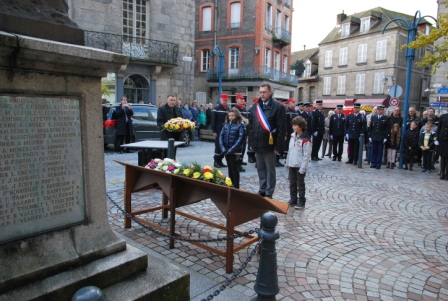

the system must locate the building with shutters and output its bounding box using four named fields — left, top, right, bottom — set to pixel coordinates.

left=193, top=0, right=297, bottom=105
left=66, top=0, right=195, bottom=105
